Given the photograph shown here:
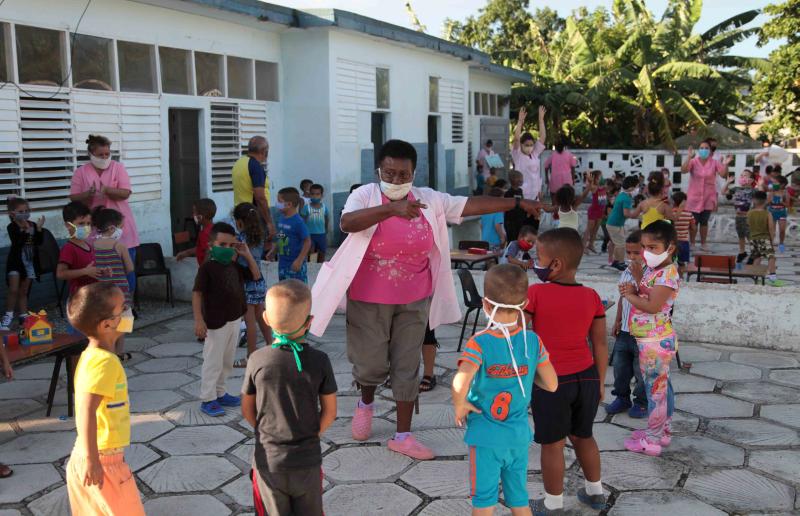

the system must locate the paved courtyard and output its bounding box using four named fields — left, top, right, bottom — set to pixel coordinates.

left=2, top=310, right=800, bottom=515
